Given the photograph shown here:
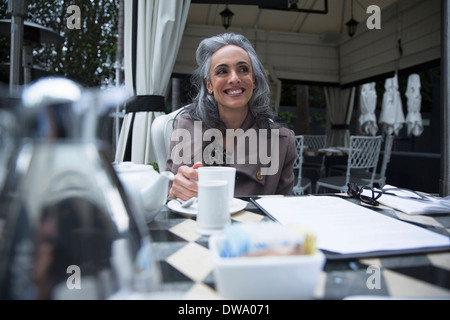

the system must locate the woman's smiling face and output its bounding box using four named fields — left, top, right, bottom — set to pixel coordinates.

left=206, top=45, right=256, bottom=112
